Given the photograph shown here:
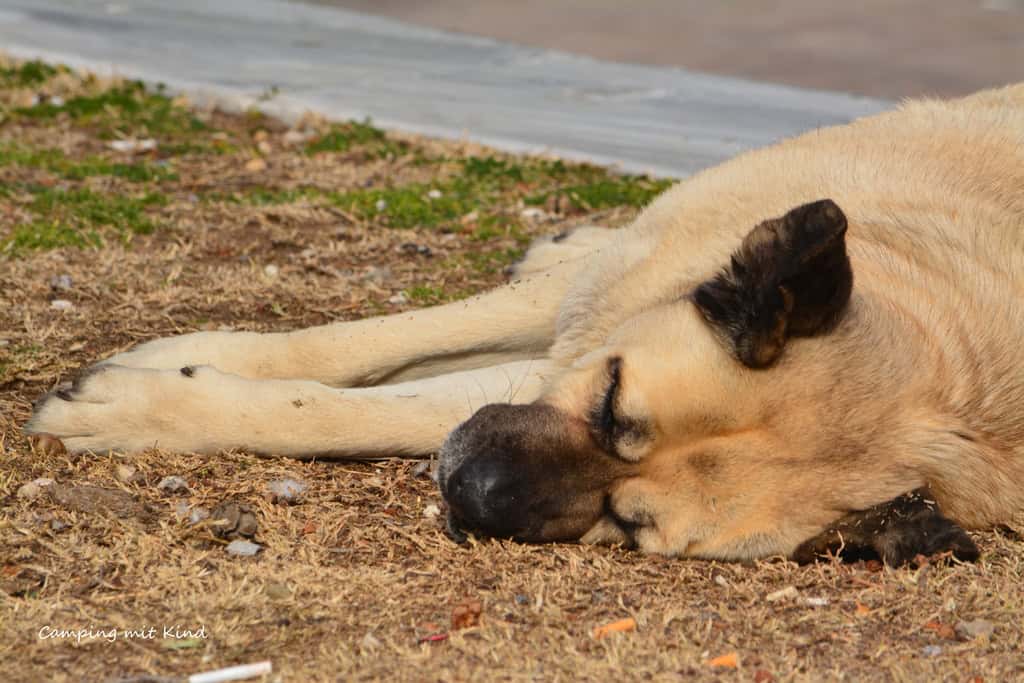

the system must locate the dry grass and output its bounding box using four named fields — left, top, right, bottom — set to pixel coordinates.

left=2, top=57, right=1023, bottom=683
